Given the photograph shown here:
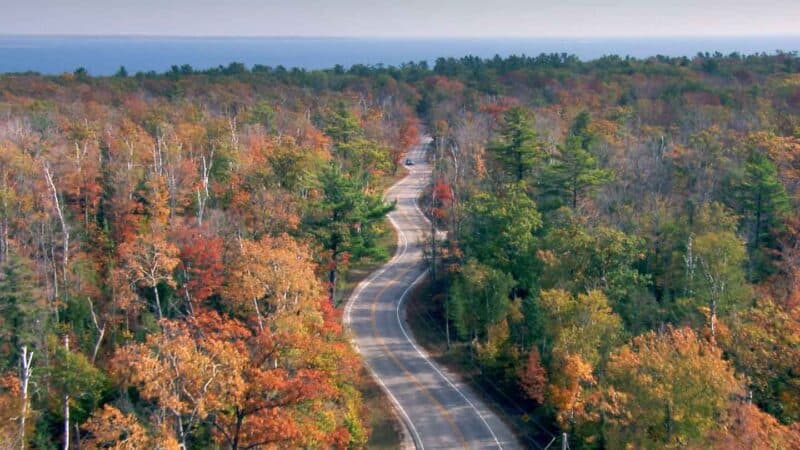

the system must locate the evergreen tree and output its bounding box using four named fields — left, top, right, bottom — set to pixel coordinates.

left=0, top=254, right=47, bottom=367
left=541, top=113, right=612, bottom=210
left=305, top=164, right=394, bottom=304
left=321, top=103, right=363, bottom=144
left=568, top=110, right=594, bottom=150
left=733, top=150, right=790, bottom=279
left=460, top=183, right=542, bottom=290
left=487, top=106, right=544, bottom=184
